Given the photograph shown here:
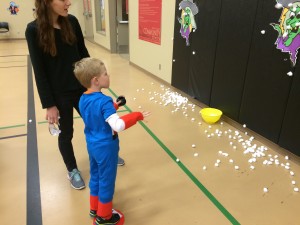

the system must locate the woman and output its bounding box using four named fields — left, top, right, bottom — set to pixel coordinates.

left=25, top=0, right=89, bottom=190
